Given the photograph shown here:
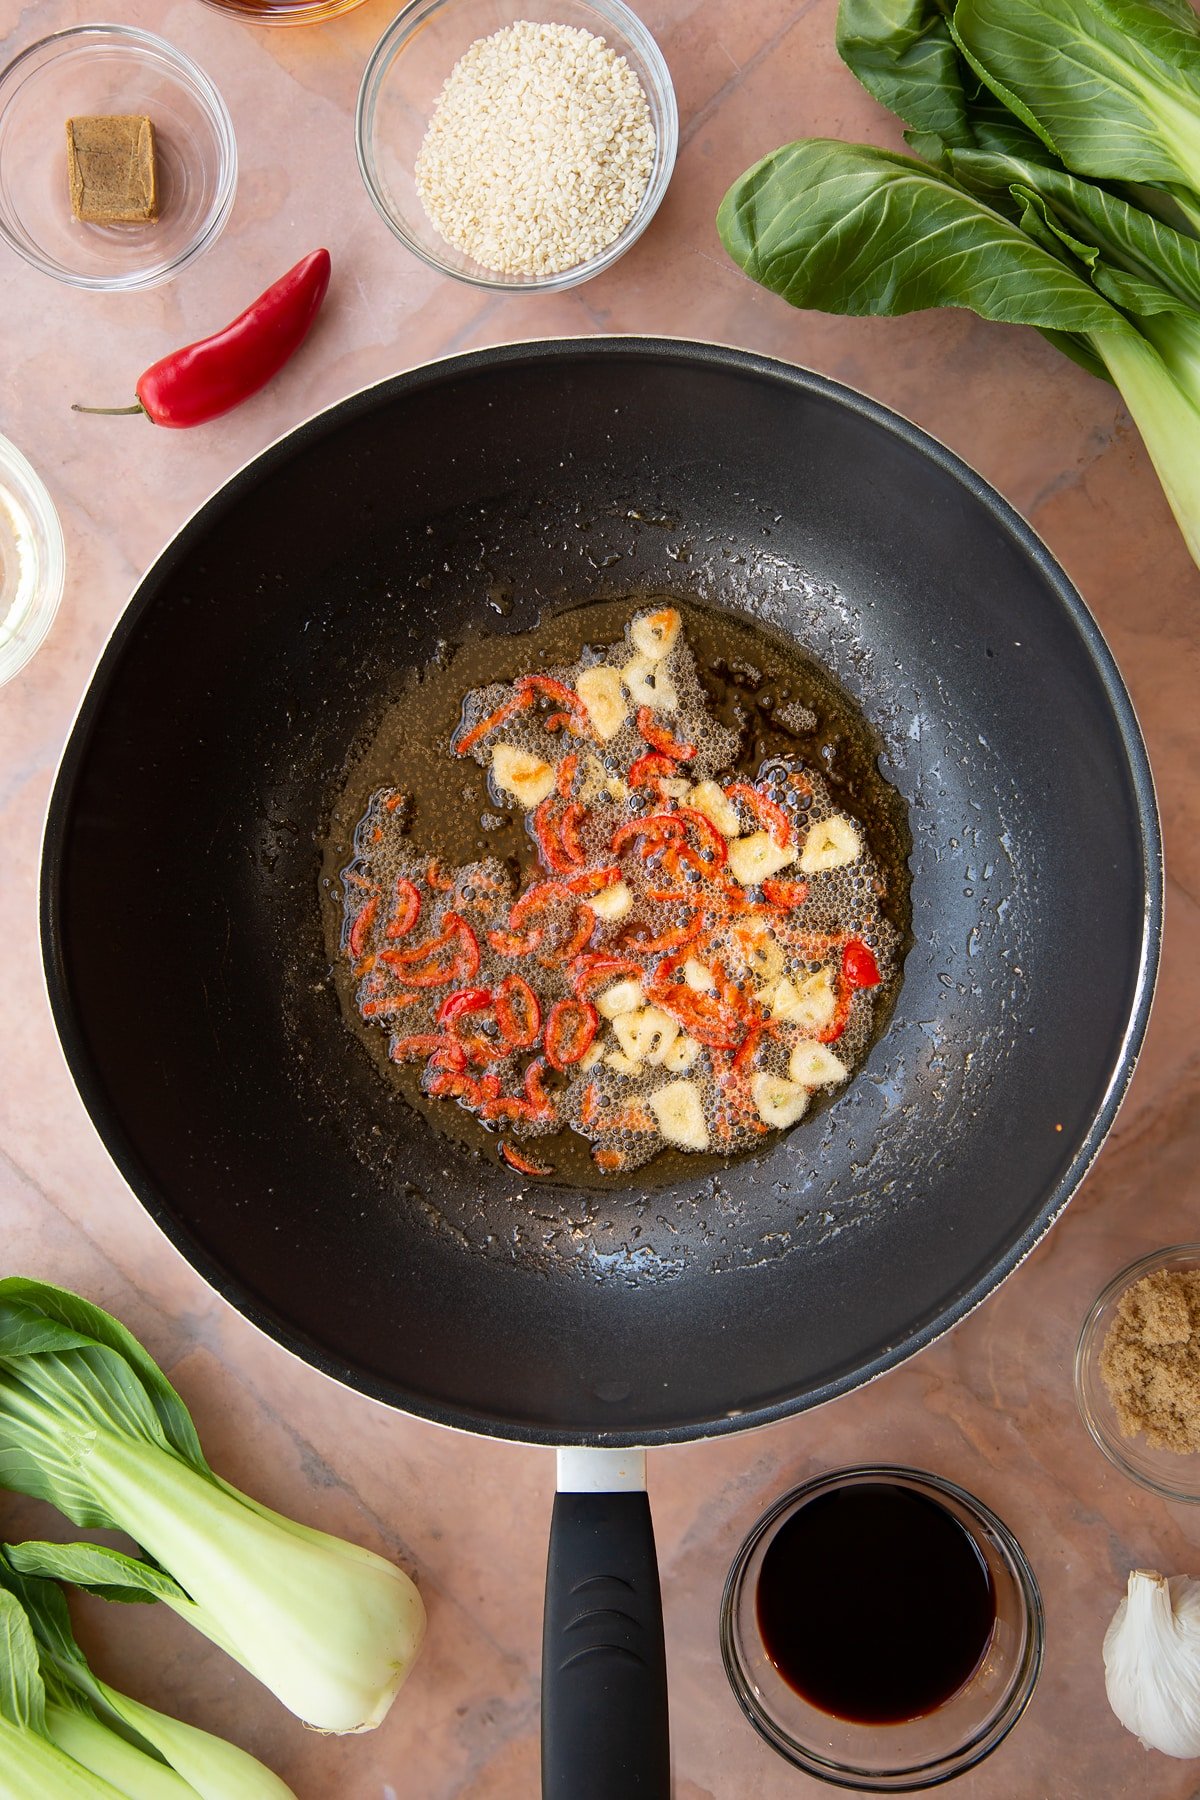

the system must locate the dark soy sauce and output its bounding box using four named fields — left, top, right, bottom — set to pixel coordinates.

left=756, top=1483, right=996, bottom=1724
